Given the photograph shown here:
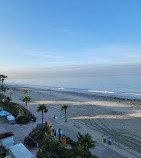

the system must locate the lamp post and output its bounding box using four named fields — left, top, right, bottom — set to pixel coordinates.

left=31, top=118, right=33, bottom=131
